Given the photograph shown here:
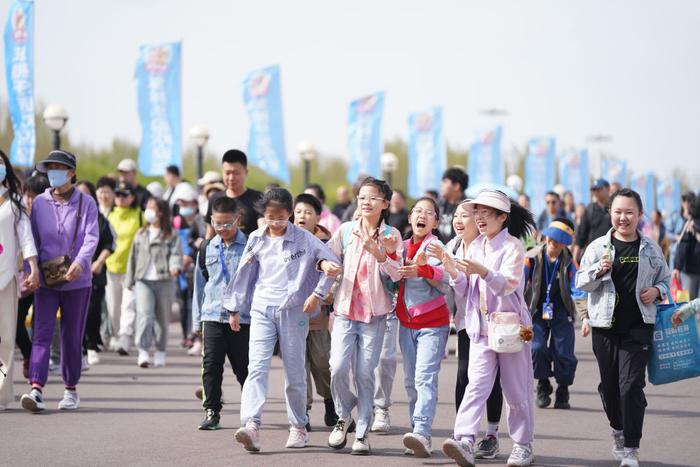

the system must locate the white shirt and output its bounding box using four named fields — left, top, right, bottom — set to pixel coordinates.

left=252, top=235, right=288, bottom=308
left=0, top=187, right=38, bottom=289
left=143, top=227, right=161, bottom=281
